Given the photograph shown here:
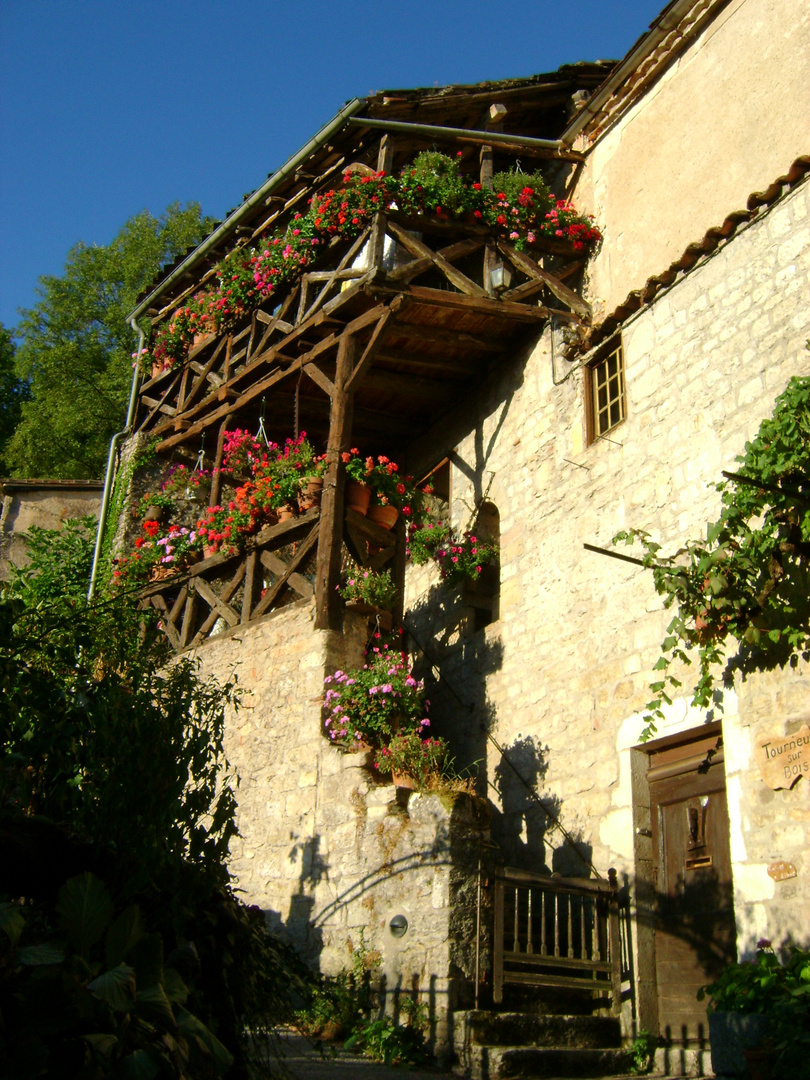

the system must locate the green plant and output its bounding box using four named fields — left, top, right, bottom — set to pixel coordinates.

left=0, top=872, right=233, bottom=1079
left=433, top=530, right=498, bottom=588
left=374, top=732, right=452, bottom=788
left=1, top=520, right=306, bottom=1077
left=614, top=373, right=810, bottom=741
left=625, top=1029, right=656, bottom=1074
left=322, top=644, right=430, bottom=750
left=344, top=1014, right=427, bottom=1065
left=339, top=567, right=397, bottom=609
left=137, top=489, right=175, bottom=517
left=699, top=941, right=810, bottom=1077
